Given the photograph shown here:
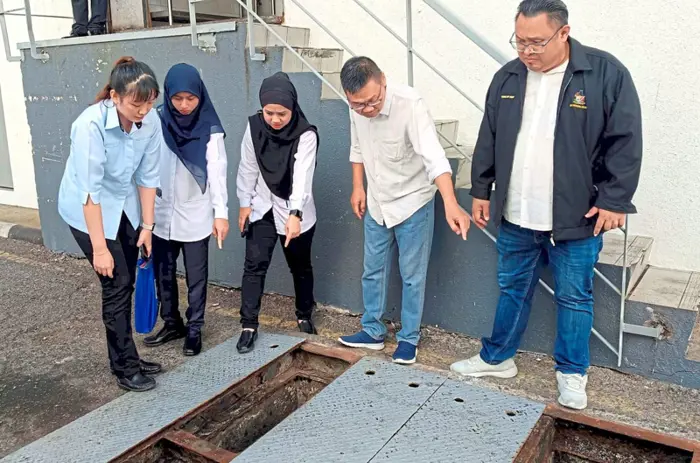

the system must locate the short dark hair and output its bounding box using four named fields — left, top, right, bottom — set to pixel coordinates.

left=516, top=0, right=569, bottom=27
left=340, top=56, right=382, bottom=94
